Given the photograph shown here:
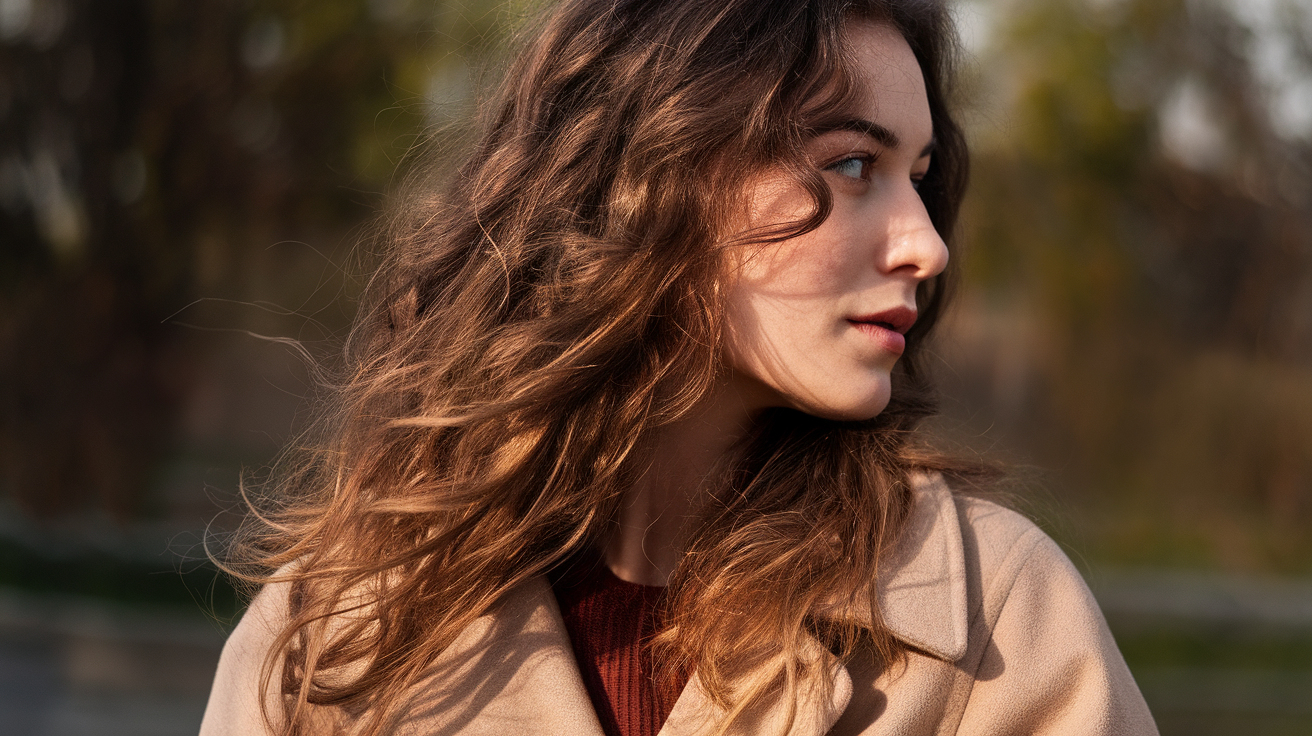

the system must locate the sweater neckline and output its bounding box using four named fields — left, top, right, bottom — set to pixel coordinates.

left=551, top=546, right=668, bottom=593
